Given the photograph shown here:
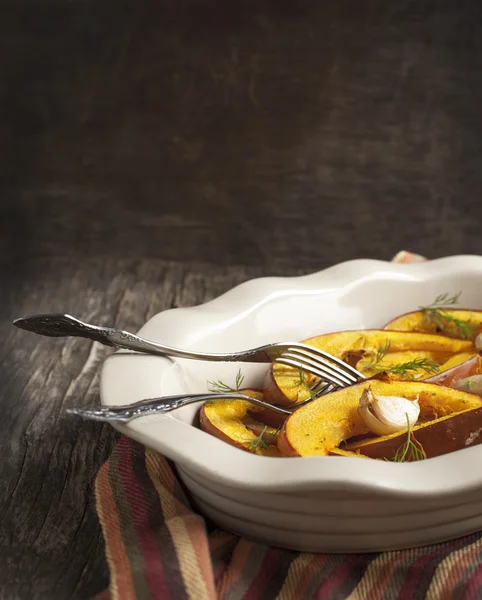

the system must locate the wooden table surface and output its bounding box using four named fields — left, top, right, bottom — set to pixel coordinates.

left=2, top=1, right=482, bottom=598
